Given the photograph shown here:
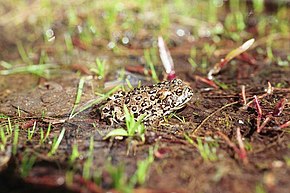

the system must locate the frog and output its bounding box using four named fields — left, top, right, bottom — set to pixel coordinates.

left=100, top=79, right=193, bottom=125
